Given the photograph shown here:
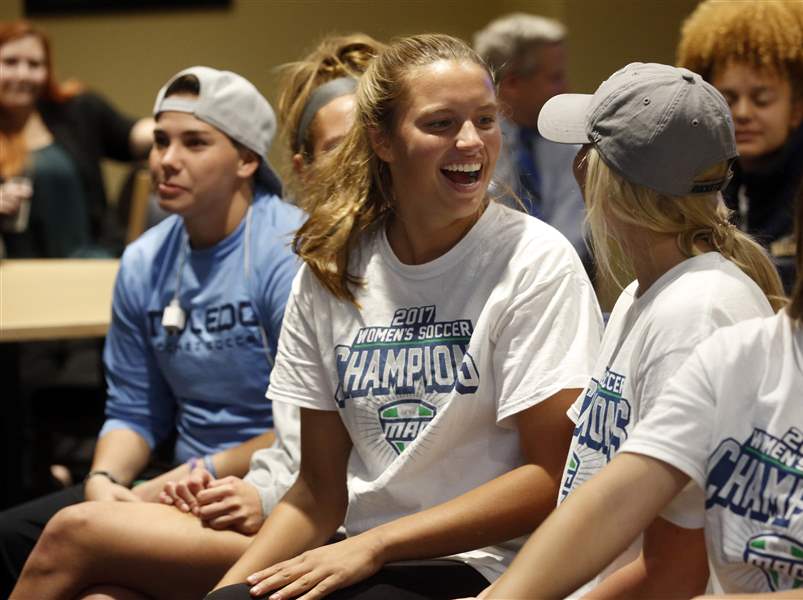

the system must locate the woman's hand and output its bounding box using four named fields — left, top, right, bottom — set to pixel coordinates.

left=84, top=473, right=142, bottom=502
left=196, top=476, right=264, bottom=534
left=0, top=178, right=31, bottom=216
left=245, top=534, right=385, bottom=600
left=158, top=464, right=214, bottom=513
